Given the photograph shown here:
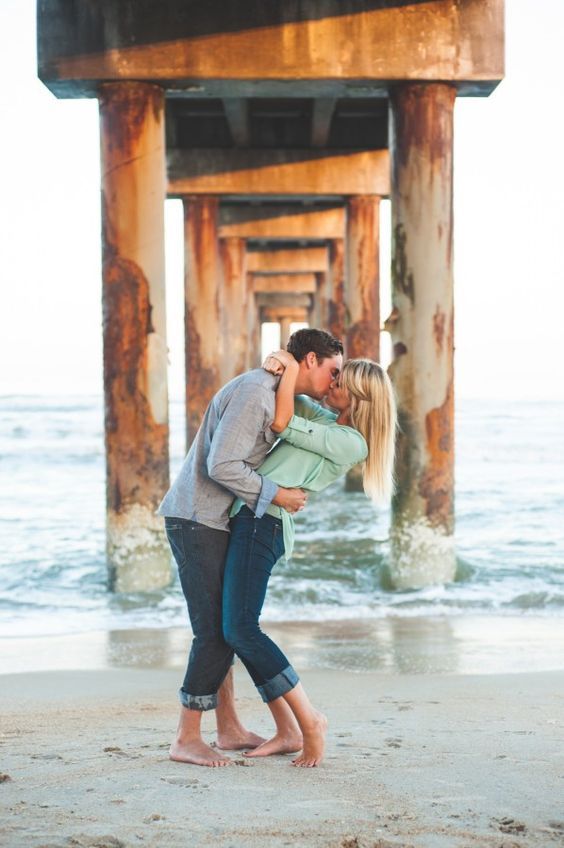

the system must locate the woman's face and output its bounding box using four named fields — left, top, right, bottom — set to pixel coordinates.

left=326, top=374, right=351, bottom=412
